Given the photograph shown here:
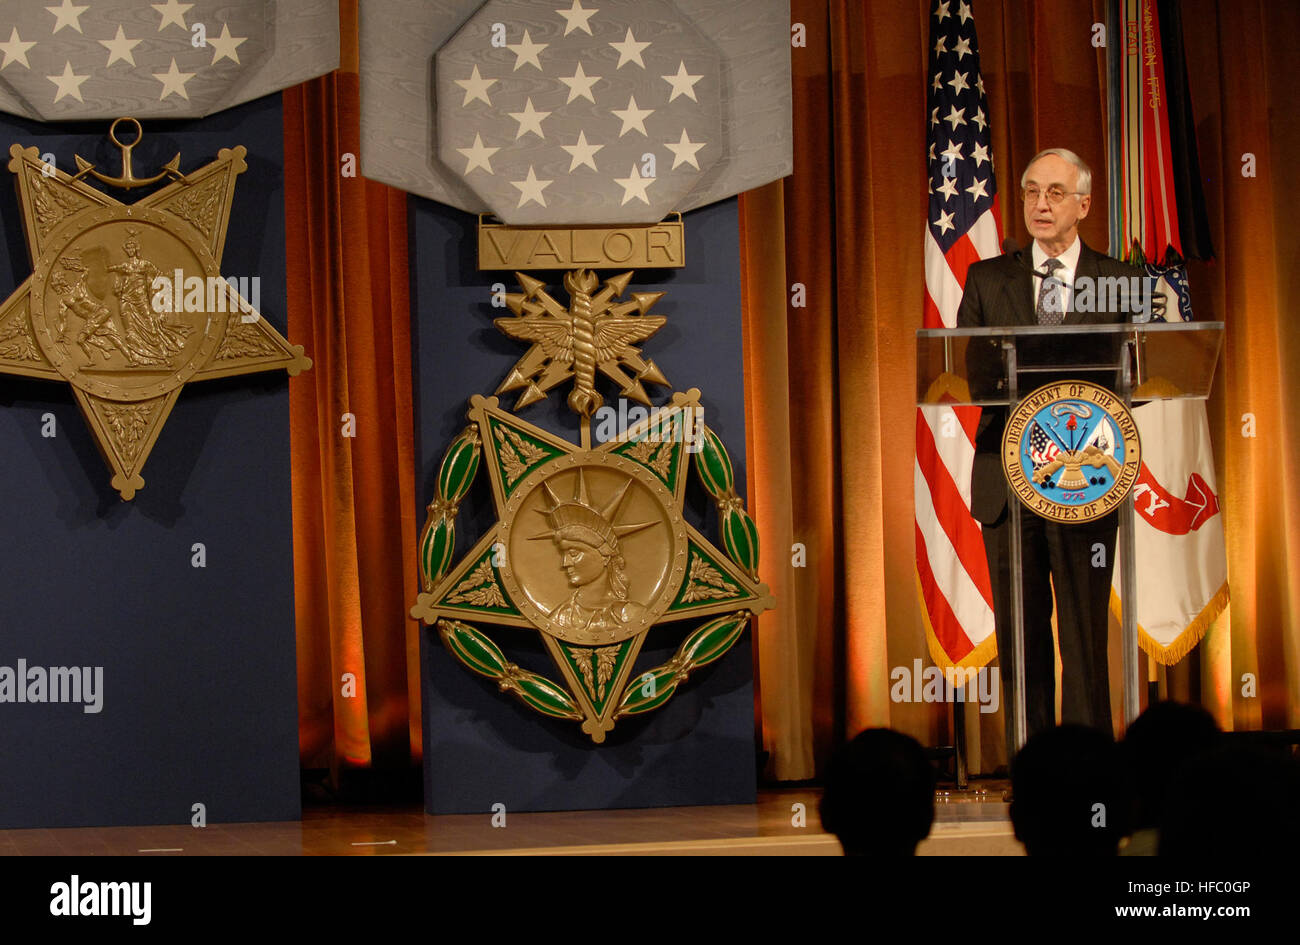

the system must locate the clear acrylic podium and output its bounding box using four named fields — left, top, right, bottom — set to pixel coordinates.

left=916, top=322, right=1224, bottom=753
